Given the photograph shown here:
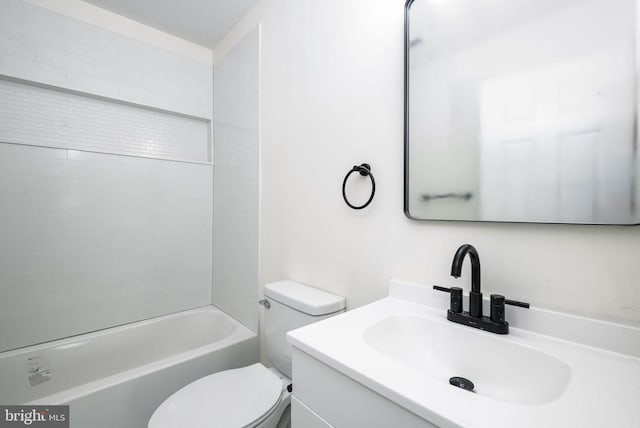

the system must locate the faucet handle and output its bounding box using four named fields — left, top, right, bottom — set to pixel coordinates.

left=490, top=294, right=530, bottom=324
left=490, top=294, right=506, bottom=324
left=504, top=298, right=530, bottom=308
left=433, top=285, right=463, bottom=313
